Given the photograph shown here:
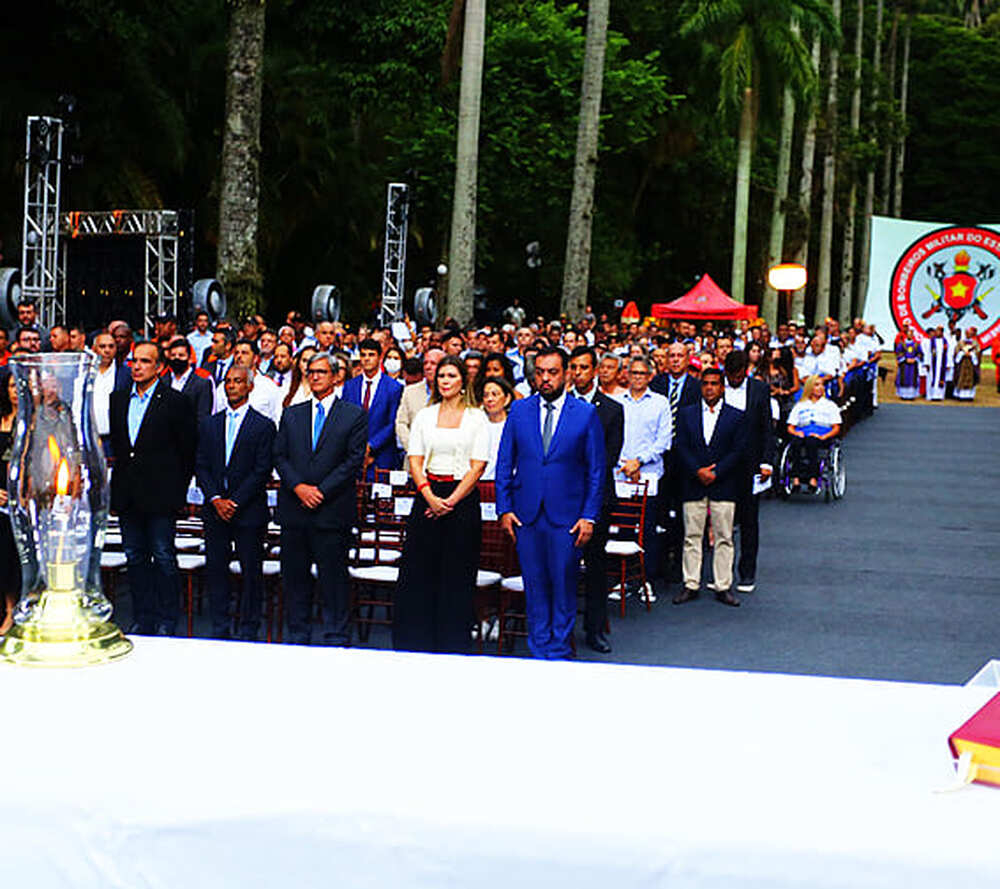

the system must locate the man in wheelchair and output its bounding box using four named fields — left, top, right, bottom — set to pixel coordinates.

left=784, top=375, right=841, bottom=493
